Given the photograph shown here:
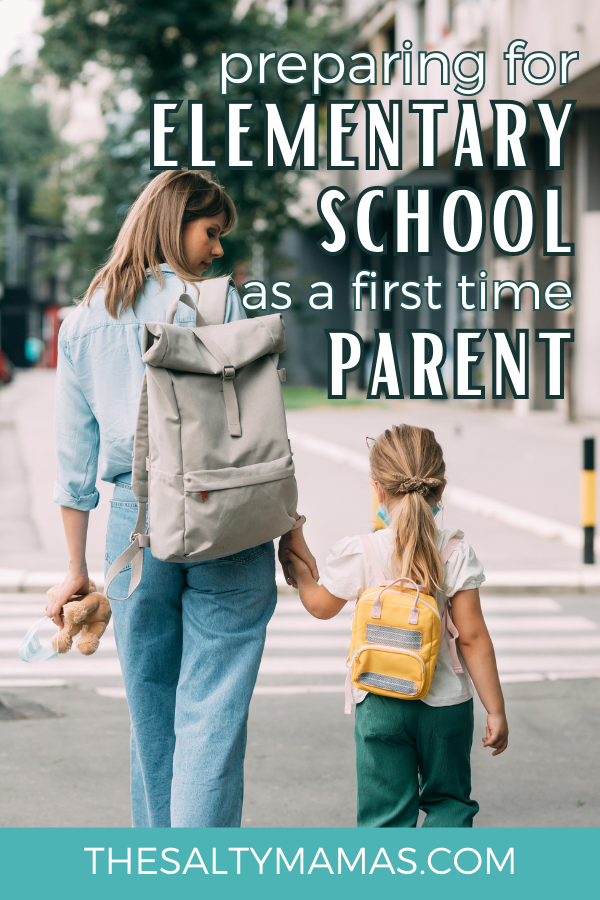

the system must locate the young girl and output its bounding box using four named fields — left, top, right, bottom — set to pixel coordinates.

left=287, top=424, right=508, bottom=828
left=45, top=169, right=316, bottom=828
